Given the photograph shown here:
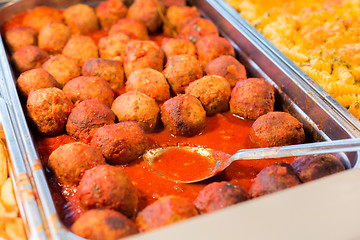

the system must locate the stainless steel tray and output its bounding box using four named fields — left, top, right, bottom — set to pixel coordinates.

left=0, top=0, right=359, bottom=240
